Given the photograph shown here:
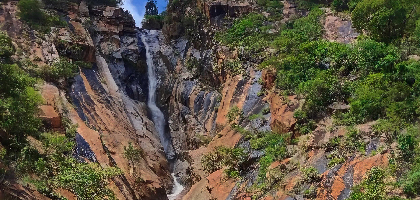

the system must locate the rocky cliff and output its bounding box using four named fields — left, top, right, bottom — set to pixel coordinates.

left=0, top=1, right=171, bottom=199
left=1, top=0, right=417, bottom=199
